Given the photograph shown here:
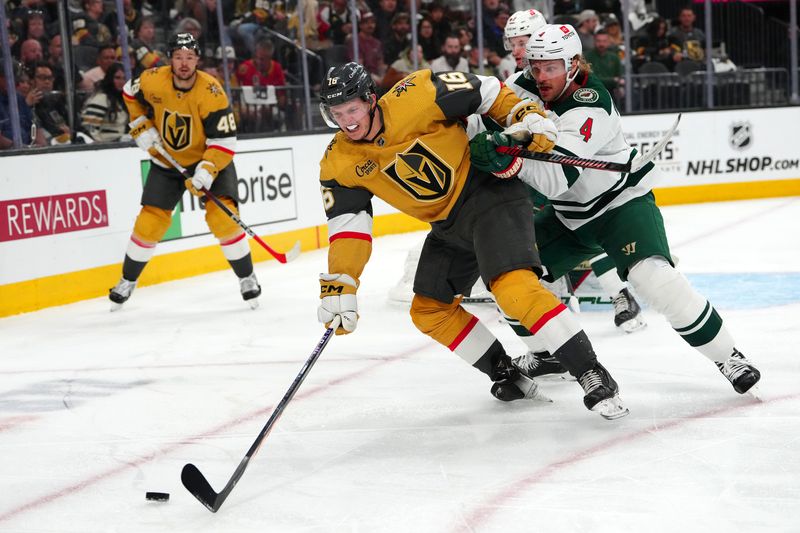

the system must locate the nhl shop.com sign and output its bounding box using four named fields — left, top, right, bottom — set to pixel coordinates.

left=0, top=190, right=109, bottom=242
